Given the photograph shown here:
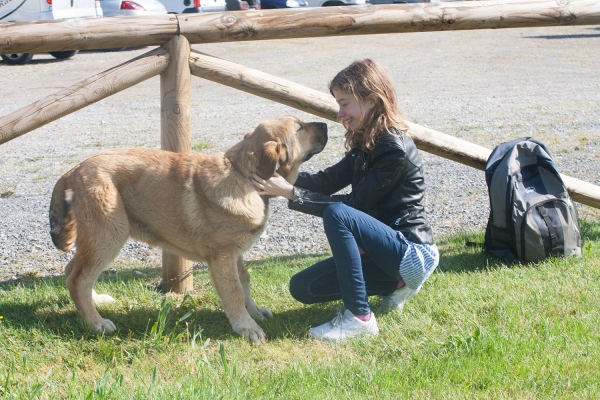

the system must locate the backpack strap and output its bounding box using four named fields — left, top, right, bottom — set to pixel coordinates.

left=537, top=205, right=558, bottom=256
